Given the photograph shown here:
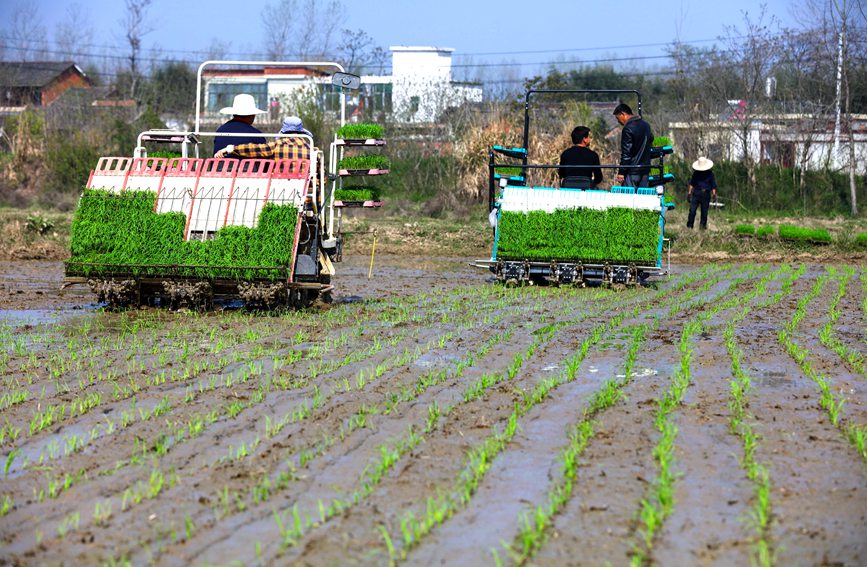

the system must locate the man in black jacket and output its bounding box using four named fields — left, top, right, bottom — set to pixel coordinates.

left=613, top=103, right=653, bottom=188
left=559, top=126, right=603, bottom=189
